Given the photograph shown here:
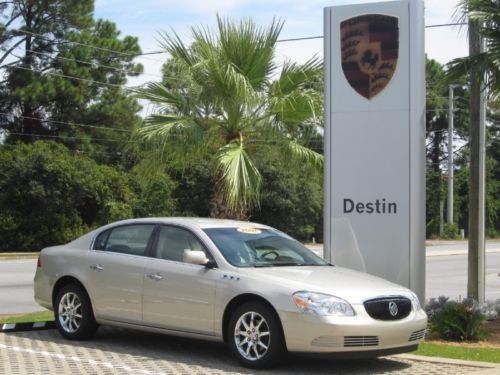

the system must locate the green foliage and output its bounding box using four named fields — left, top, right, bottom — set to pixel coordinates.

left=446, top=0, right=500, bottom=98
left=429, top=298, right=486, bottom=341
left=442, top=223, right=460, bottom=239
left=250, top=151, right=323, bottom=242
left=0, top=141, right=169, bottom=251
left=130, top=171, right=176, bottom=218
